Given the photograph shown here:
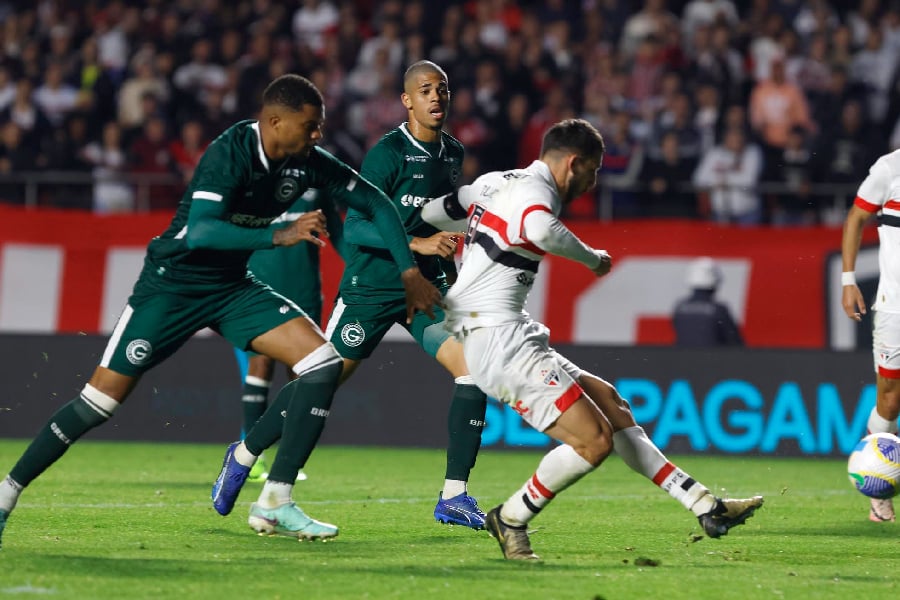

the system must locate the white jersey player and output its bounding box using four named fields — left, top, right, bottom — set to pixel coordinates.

left=424, top=118, right=763, bottom=561
left=841, top=148, right=900, bottom=523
